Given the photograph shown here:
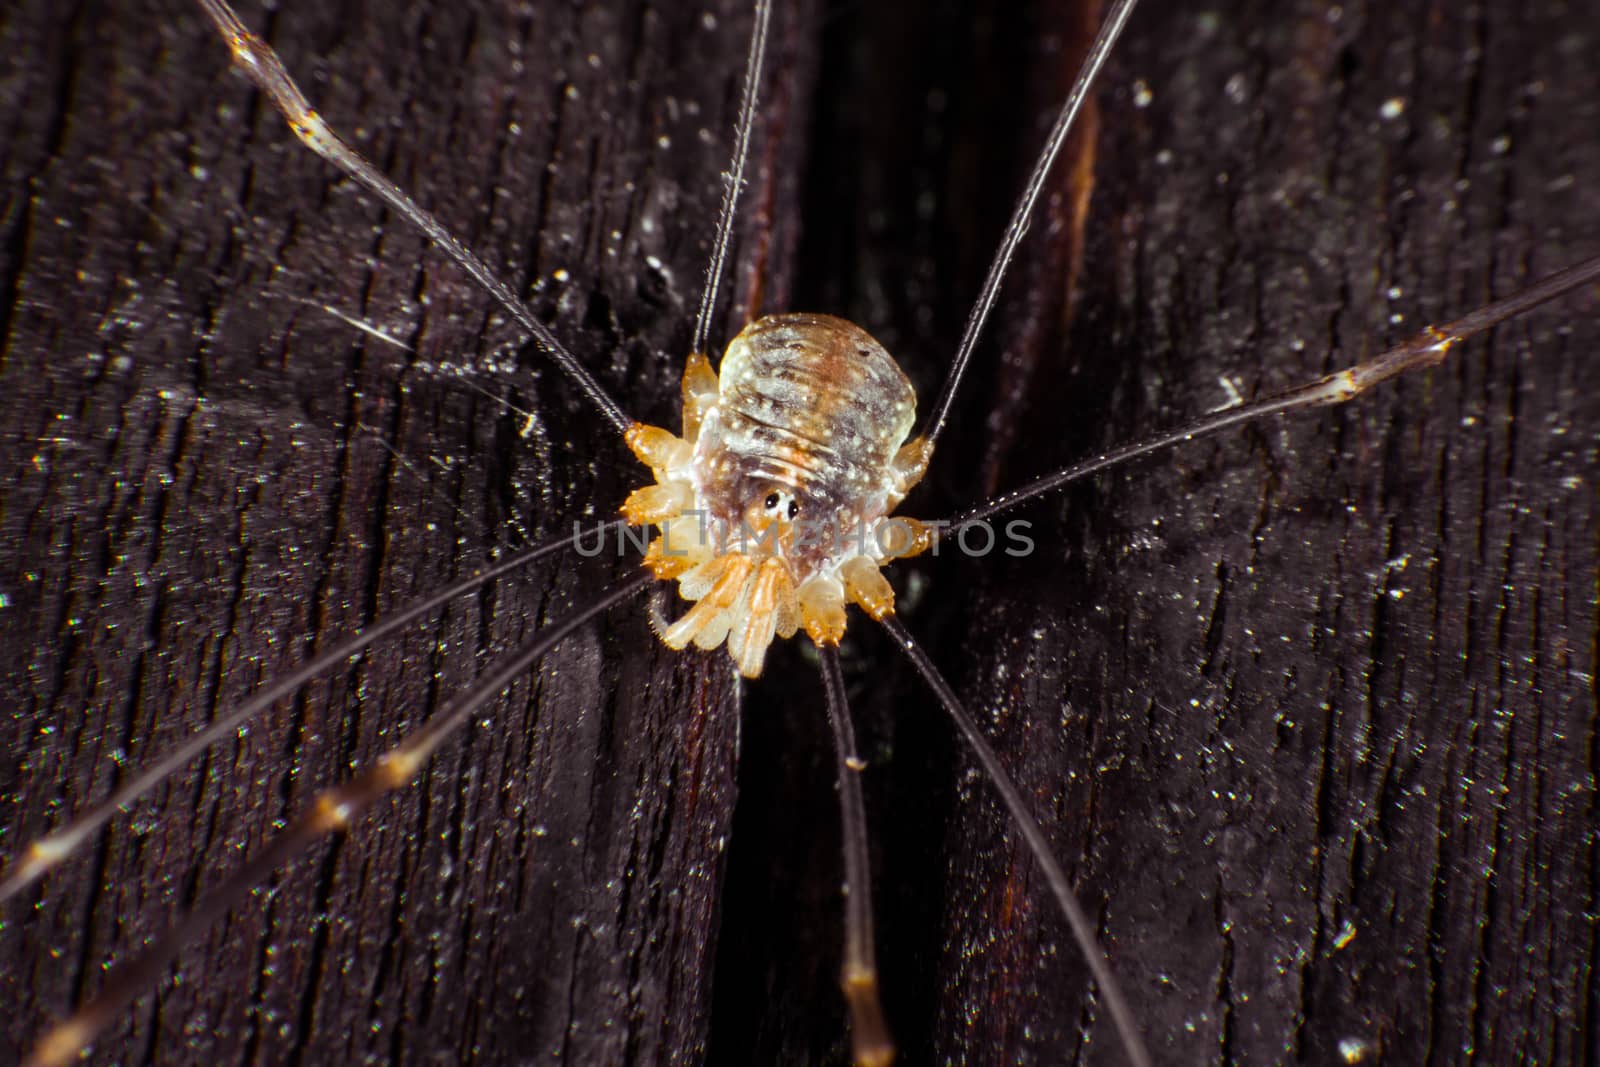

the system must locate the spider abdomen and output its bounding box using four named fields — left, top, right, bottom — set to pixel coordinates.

left=701, top=313, right=916, bottom=521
